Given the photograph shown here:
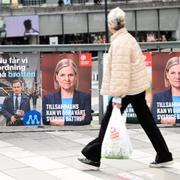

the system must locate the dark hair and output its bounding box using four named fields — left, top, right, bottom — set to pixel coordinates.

left=24, top=19, right=32, bottom=30
left=114, top=19, right=125, bottom=30
left=11, top=79, right=22, bottom=86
